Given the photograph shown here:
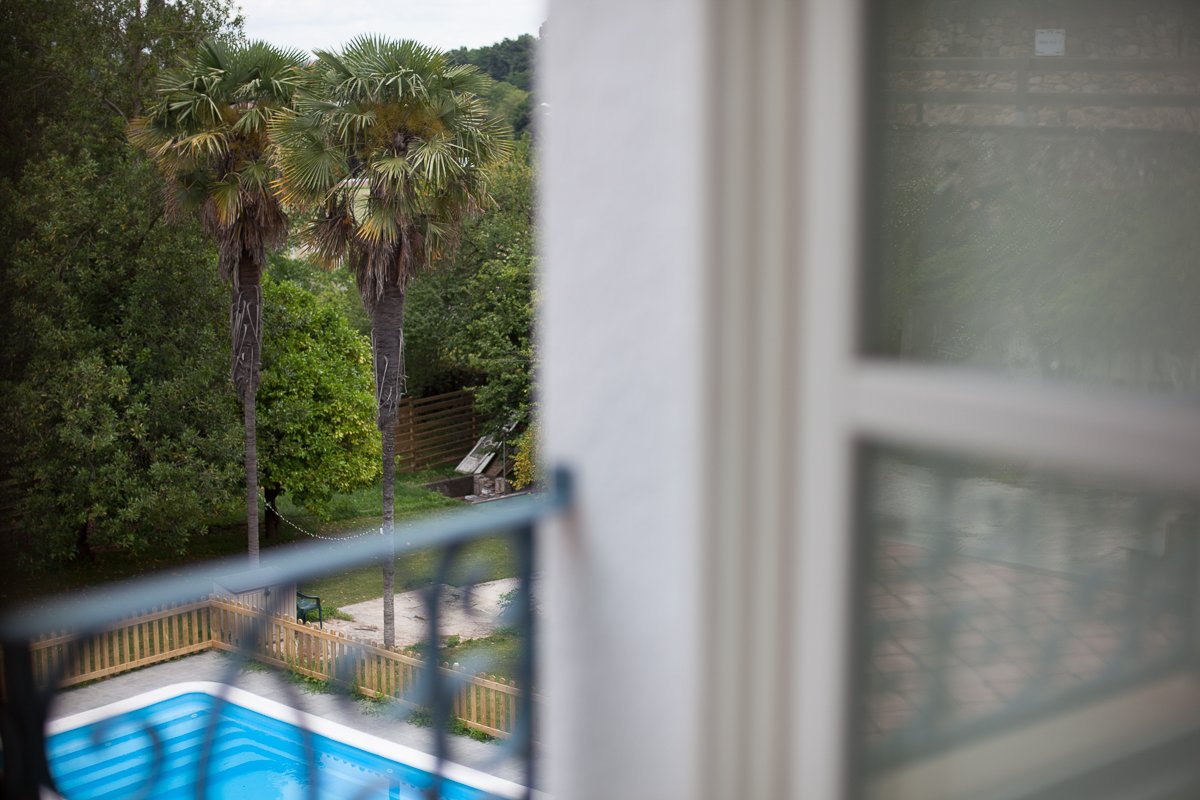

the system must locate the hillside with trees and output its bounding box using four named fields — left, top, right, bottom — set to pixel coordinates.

left=449, top=33, right=538, bottom=135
